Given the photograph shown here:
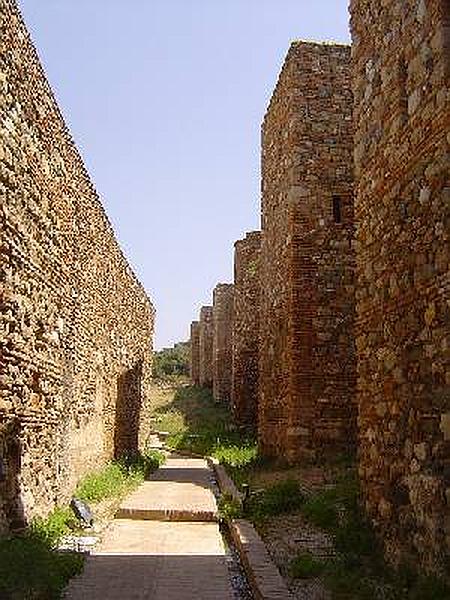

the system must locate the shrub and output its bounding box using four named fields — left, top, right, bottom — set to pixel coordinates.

left=394, top=566, right=450, bottom=600
left=153, top=342, right=190, bottom=378
left=289, top=552, right=326, bottom=579
left=323, top=561, right=375, bottom=600
left=0, top=510, right=84, bottom=600
left=213, top=443, right=258, bottom=468
left=30, top=507, right=78, bottom=548
left=246, top=479, right=304, bottom=522
left=301, top=488, right=339, bottom=531
left=218, top=493, right=243, bottom=522
left=408, top=575, right=450, bottom=600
